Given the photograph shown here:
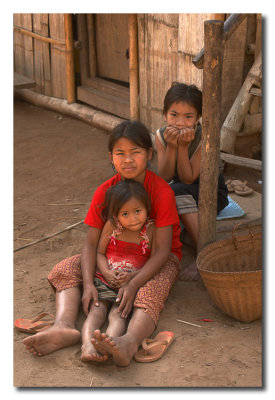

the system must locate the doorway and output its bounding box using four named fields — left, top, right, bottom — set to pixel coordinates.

left=76, top=14, right=130, bottom=119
